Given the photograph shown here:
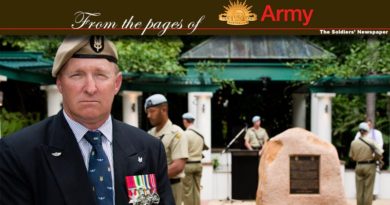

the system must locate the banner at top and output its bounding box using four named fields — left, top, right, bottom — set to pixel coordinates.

left=0, top=0, right=389, bottom=35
